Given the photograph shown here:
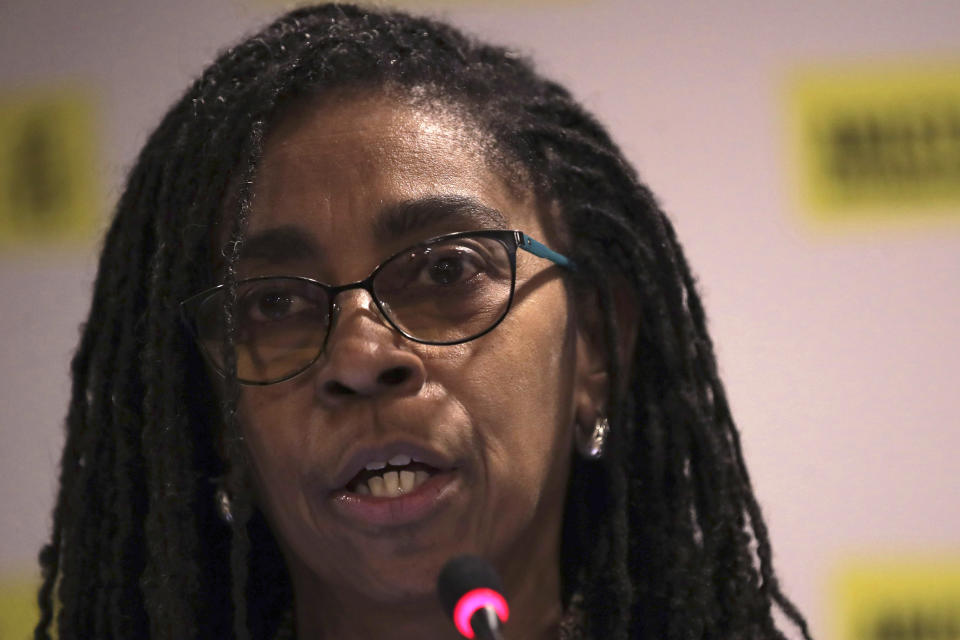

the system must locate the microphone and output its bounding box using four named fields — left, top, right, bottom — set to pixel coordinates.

left=437, top=555, right=510, bottom=640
